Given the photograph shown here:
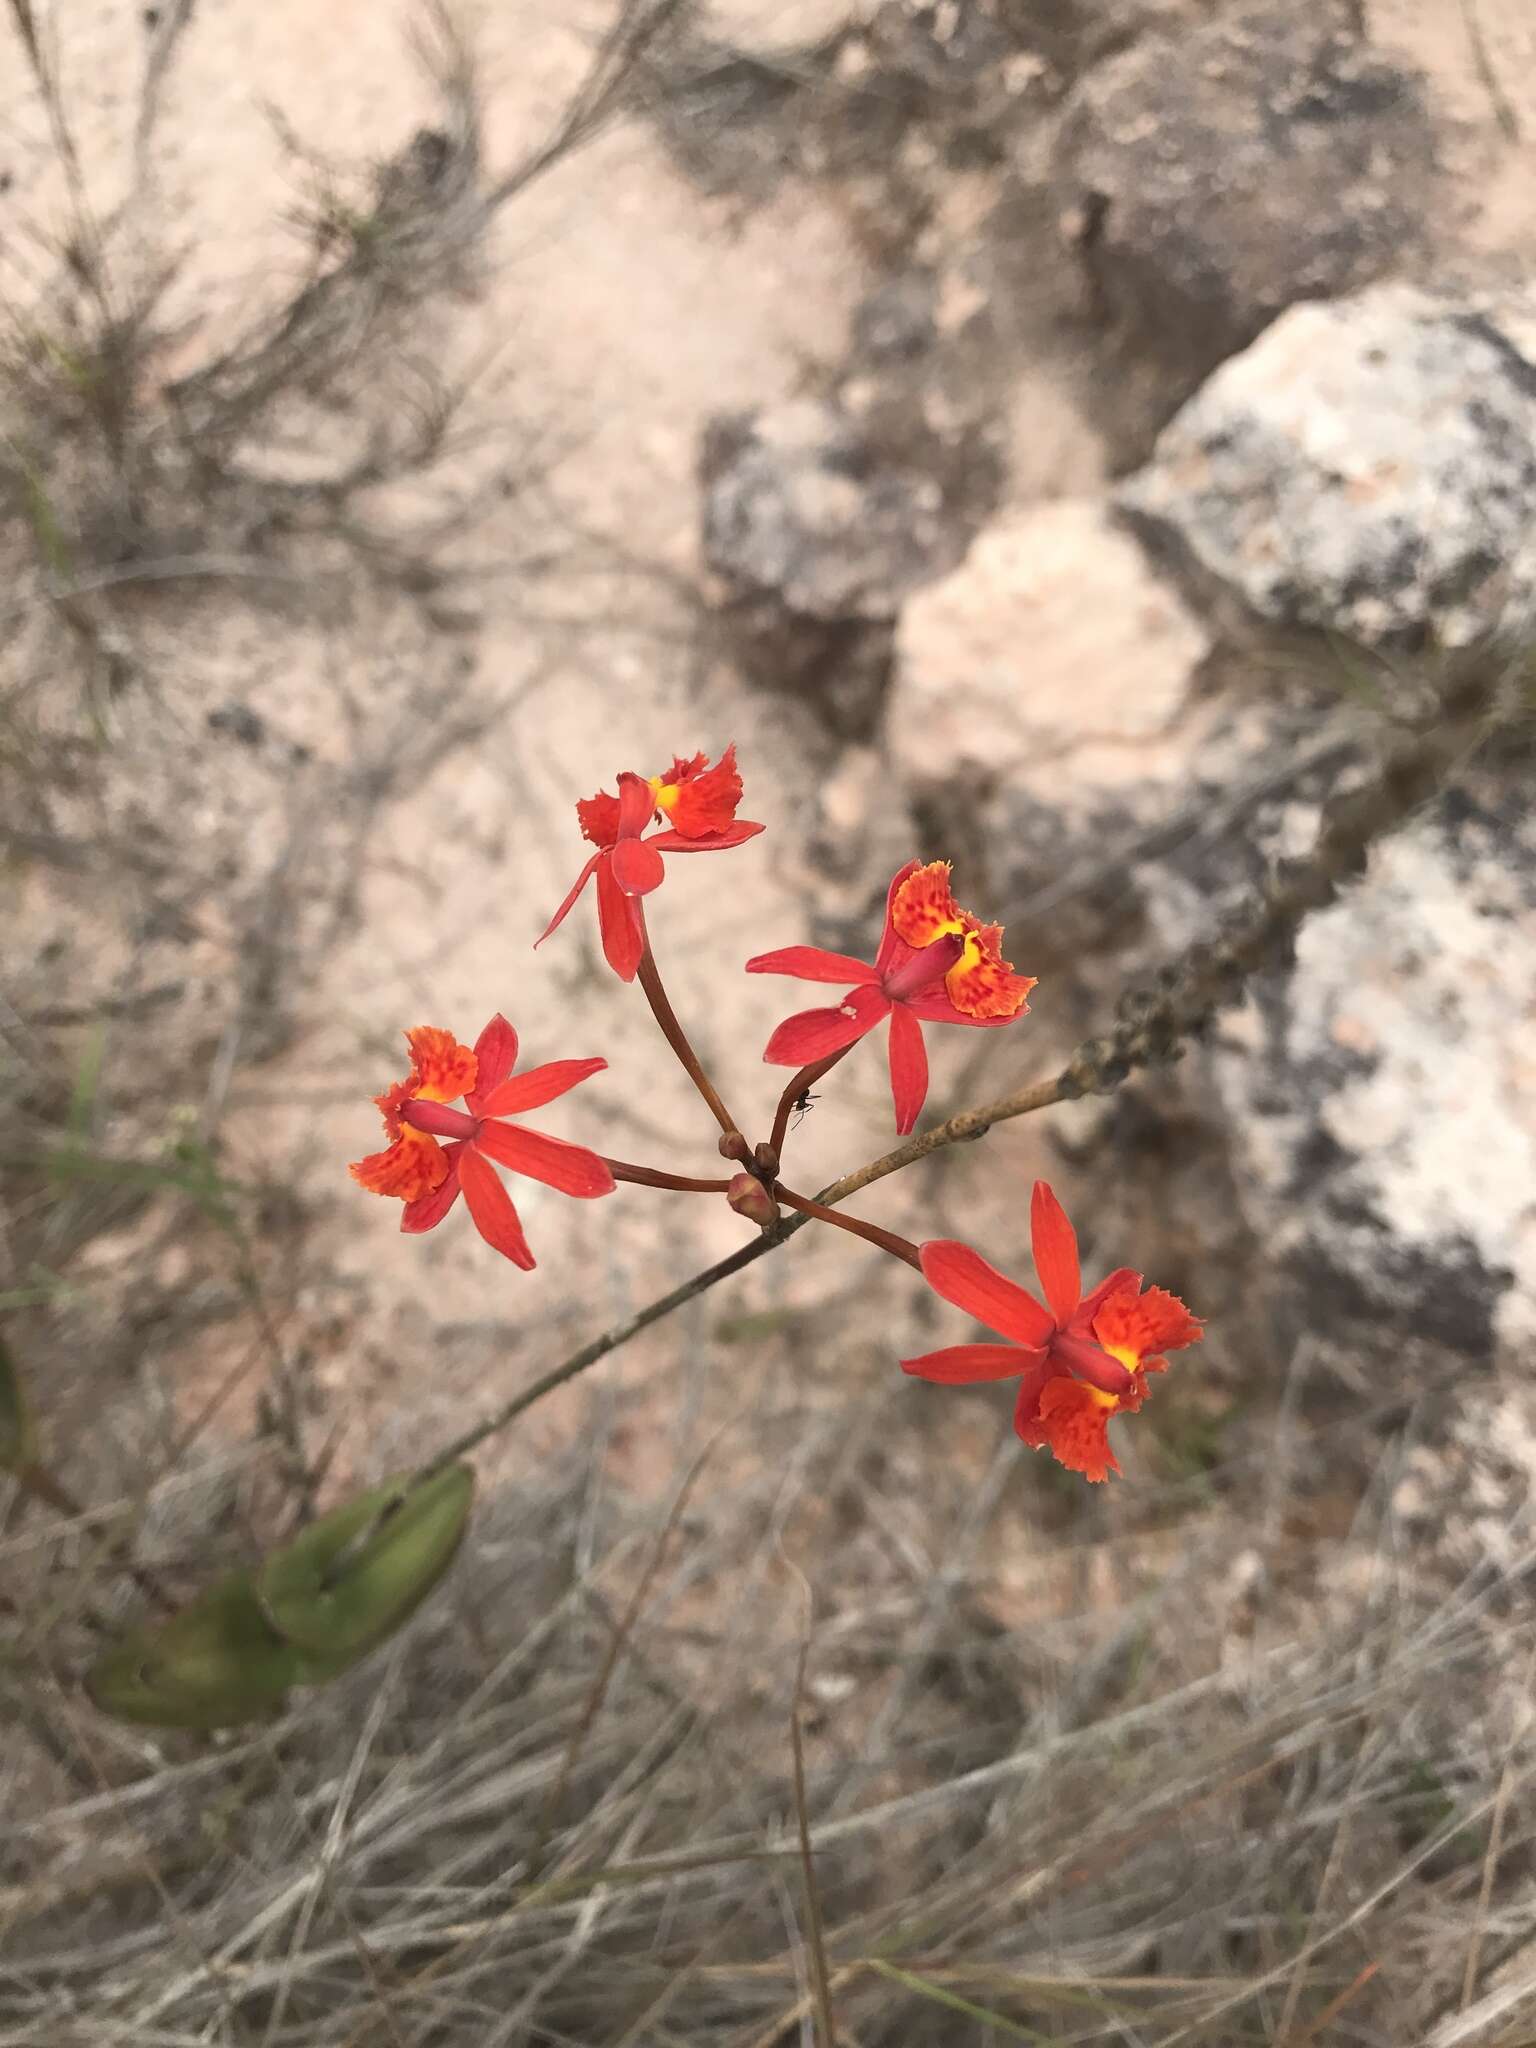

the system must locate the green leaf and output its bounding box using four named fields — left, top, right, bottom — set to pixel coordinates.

left=256, top=1465, right=474, bottom=1667
left=86, top=1571, right=302, bottom=1730
left=0, top=1334, right=34, bottom=1472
